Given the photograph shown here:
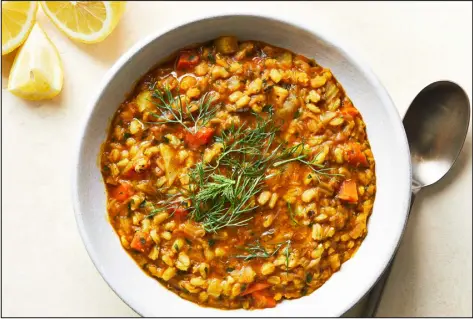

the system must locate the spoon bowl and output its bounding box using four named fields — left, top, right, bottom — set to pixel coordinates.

left=404, top=81, right=471, bottom=190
